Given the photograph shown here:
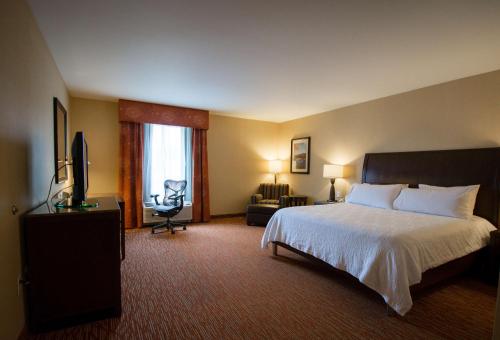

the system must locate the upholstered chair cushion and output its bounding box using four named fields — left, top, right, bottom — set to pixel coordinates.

left=260, top=199, right=280, bottom=205
left=258, top=183, right=290, bottom=199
